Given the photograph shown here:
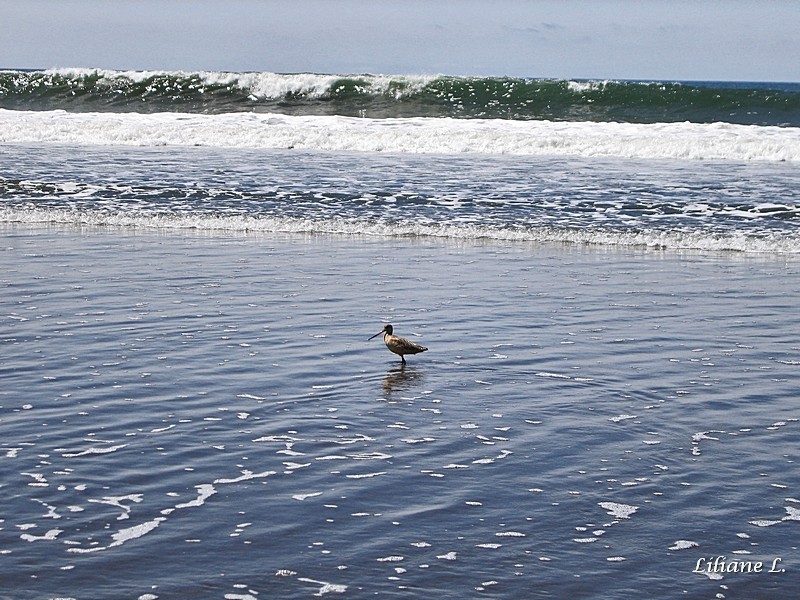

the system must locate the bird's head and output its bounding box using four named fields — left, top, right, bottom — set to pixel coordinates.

left=368, top=324, right=393, bottom=340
